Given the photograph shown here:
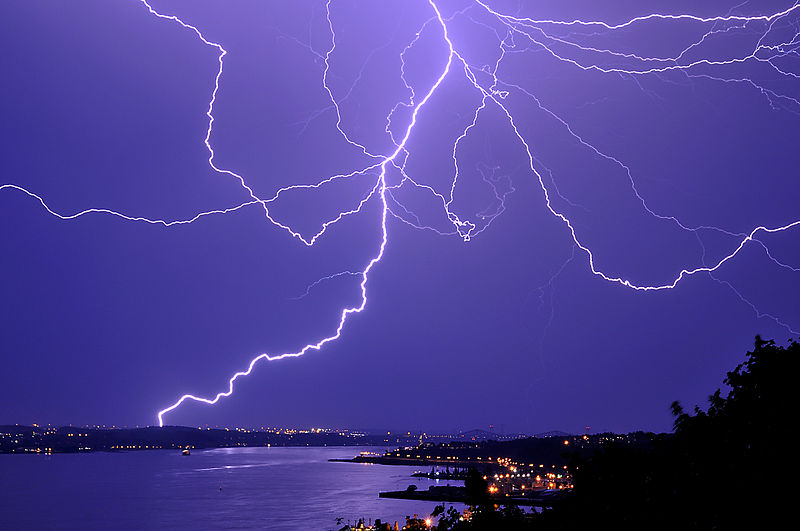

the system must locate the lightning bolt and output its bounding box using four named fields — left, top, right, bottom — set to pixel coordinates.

left=2, top=1, right=798, bottom=427
left=153, top=0, right=455, bottom=427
